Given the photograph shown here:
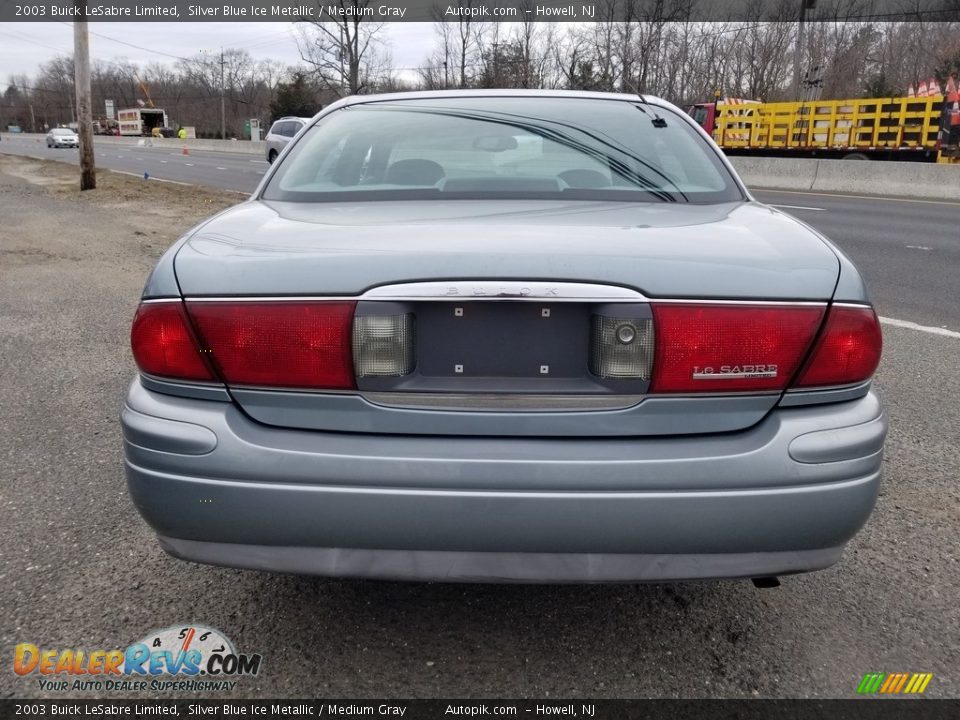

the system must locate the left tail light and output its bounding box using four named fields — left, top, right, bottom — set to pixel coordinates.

left=185, top=301, right=356, bottom=389
left=131, top=302, right=216, bottom=382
